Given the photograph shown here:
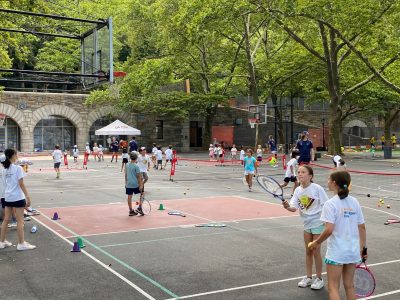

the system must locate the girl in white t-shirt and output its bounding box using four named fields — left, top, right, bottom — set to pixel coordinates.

left=282, top=165, right=329, bottom=290
left=121, top=148, right=129, bottom=172
left=239, top=146, right=245, bottom=165
left=98, top=145, right=104, bottom=161
left=231, top=144, right=238, bottom=161
left=308, top=171, right=366, bottom=300
left=0, top=149, right=36, bottom=251
left=280, top=150, right=299, bottom=196
left=92, top=143, right=99, bottom=161
left=256, top=145, right=263, bottom=165
left=208, top=144, right=214, bottom=161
